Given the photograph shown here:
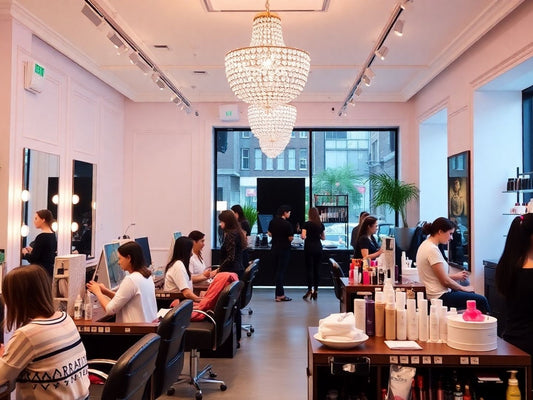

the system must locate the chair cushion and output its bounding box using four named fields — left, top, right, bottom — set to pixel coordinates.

left=183, top=320, right=216, bottom=350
